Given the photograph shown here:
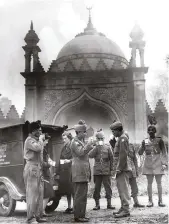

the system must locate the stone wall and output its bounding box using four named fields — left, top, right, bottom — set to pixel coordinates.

left=0, top=99, right=168, bottom=143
